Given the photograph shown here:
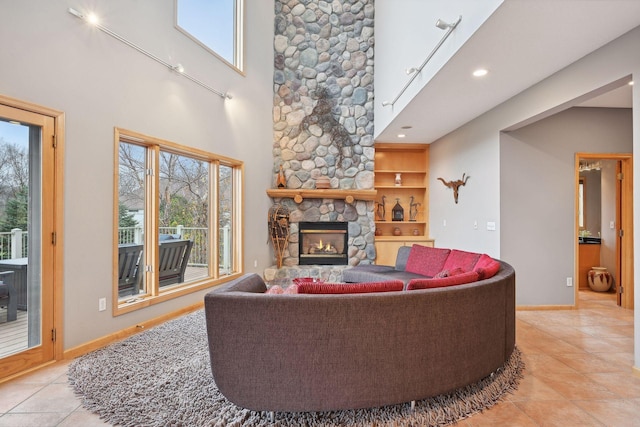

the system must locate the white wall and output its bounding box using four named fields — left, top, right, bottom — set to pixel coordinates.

left=502, top=108, right=631, bottom=306
left=0, top=0, right=274, bottom=349
left=373, top=0, right=503, bottom=137
left=426, top=26, right=639, bottom=367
